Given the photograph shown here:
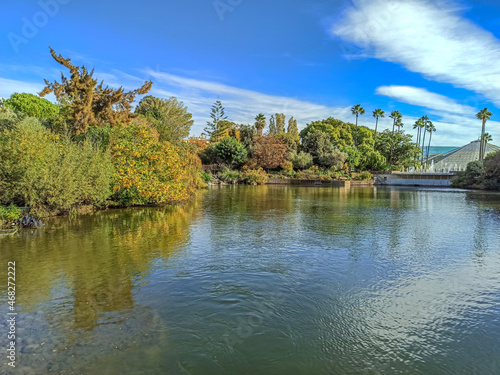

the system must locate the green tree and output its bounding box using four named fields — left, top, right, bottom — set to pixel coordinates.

left=351, top=104, right=365, bottom=145
left=205, top=100, right=228, bottom=142
left=375, top=129, right=421, bottom=168
left=135, top=95, right=194, bottom=143
left=484, top=132, right=493, bottom=143
left=300, top=118, right=354, bottom=149
left=372, top=108, right=384, bottom=134
left=268, top=115, right=277, bottom=135
left=275, top=113, right=286, bottom=134
left=4, top=92, right=59, bottom=120
left=254, top=113, right=266, bottom=137
left=40, top=47, right=152, bottom=135
left=476, top=107, right=492, bottom=160
left=301, top=129, right=346, bottom=169
left=214, top=137, right=247, bottom=167
left=287, top=116, right=299, bottom=136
